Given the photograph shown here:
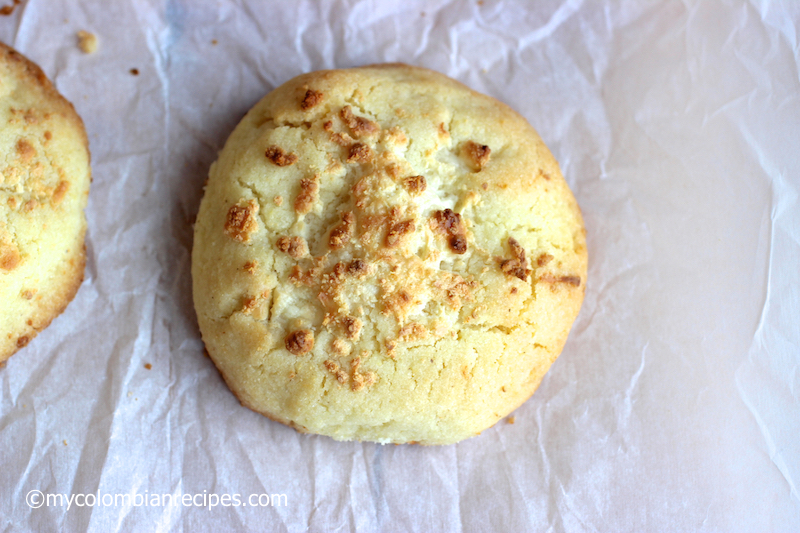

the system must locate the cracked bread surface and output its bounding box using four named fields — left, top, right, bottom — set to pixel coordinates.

left=192, top=64, right=587, bottom=444
left=0, top=42, right=91, bottom=363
